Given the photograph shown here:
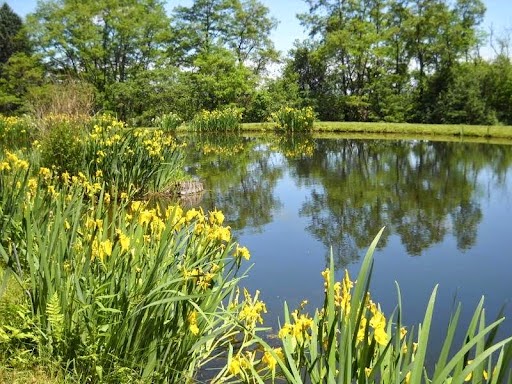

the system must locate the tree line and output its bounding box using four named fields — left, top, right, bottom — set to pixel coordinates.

left=1, top=0, right=512, bottom=125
